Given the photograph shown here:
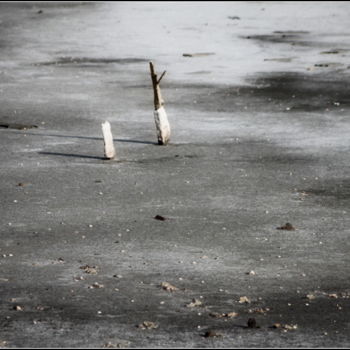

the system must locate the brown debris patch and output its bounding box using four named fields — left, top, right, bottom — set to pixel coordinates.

left=154, top=215, right=167, bottom=221
left=88, top=282, right=104, bottom=289
left=80, top=264, right=98, bottom=274
left=277, top=222, right=295, bottom=231
left=328, top=293, right=338, bottom=299
left=203, top=330, right=222, bottom=338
